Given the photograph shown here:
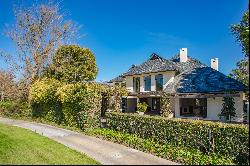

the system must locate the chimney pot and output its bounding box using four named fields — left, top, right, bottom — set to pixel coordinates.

left=180, top=48, right=188, bottom=62
left=211, top=58, right=219, bottom=71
